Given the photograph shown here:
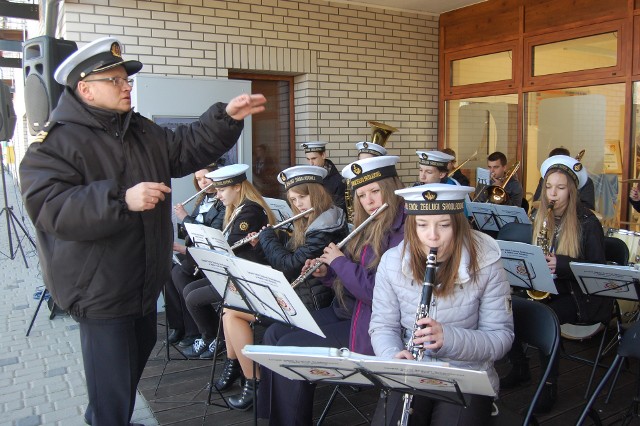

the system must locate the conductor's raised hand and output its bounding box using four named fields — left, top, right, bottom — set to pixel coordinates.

left=226, top=94, right=267, bottom=121
left=125, top=182, right=171, bottom=212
